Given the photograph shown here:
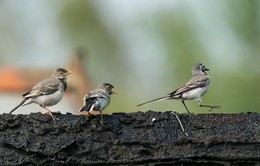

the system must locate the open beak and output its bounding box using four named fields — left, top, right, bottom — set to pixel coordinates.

left=65, top=71, right=72, bottom=75
left=204, top=68, right=209, bottom=71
